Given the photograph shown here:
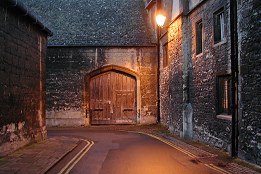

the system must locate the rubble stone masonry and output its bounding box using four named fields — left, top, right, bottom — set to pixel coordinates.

left=46, top=46, right=157, bottom=126
left=188, top=0, right=232, bottom=151
left=237, top=0, right=261, bottom=165
left=160, top=17, right=184, bottom=135
left=160, top=0, right=232, bottom=148
left=160, top=0, right=261, bottom=166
